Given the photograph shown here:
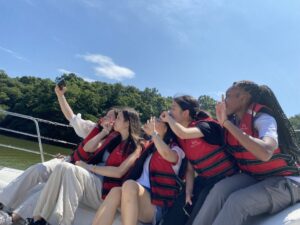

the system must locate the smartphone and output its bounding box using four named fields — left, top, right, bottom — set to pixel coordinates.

left=56, top=78, right=66, bottom=90
left=182, top=203, right=193, bottom=217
